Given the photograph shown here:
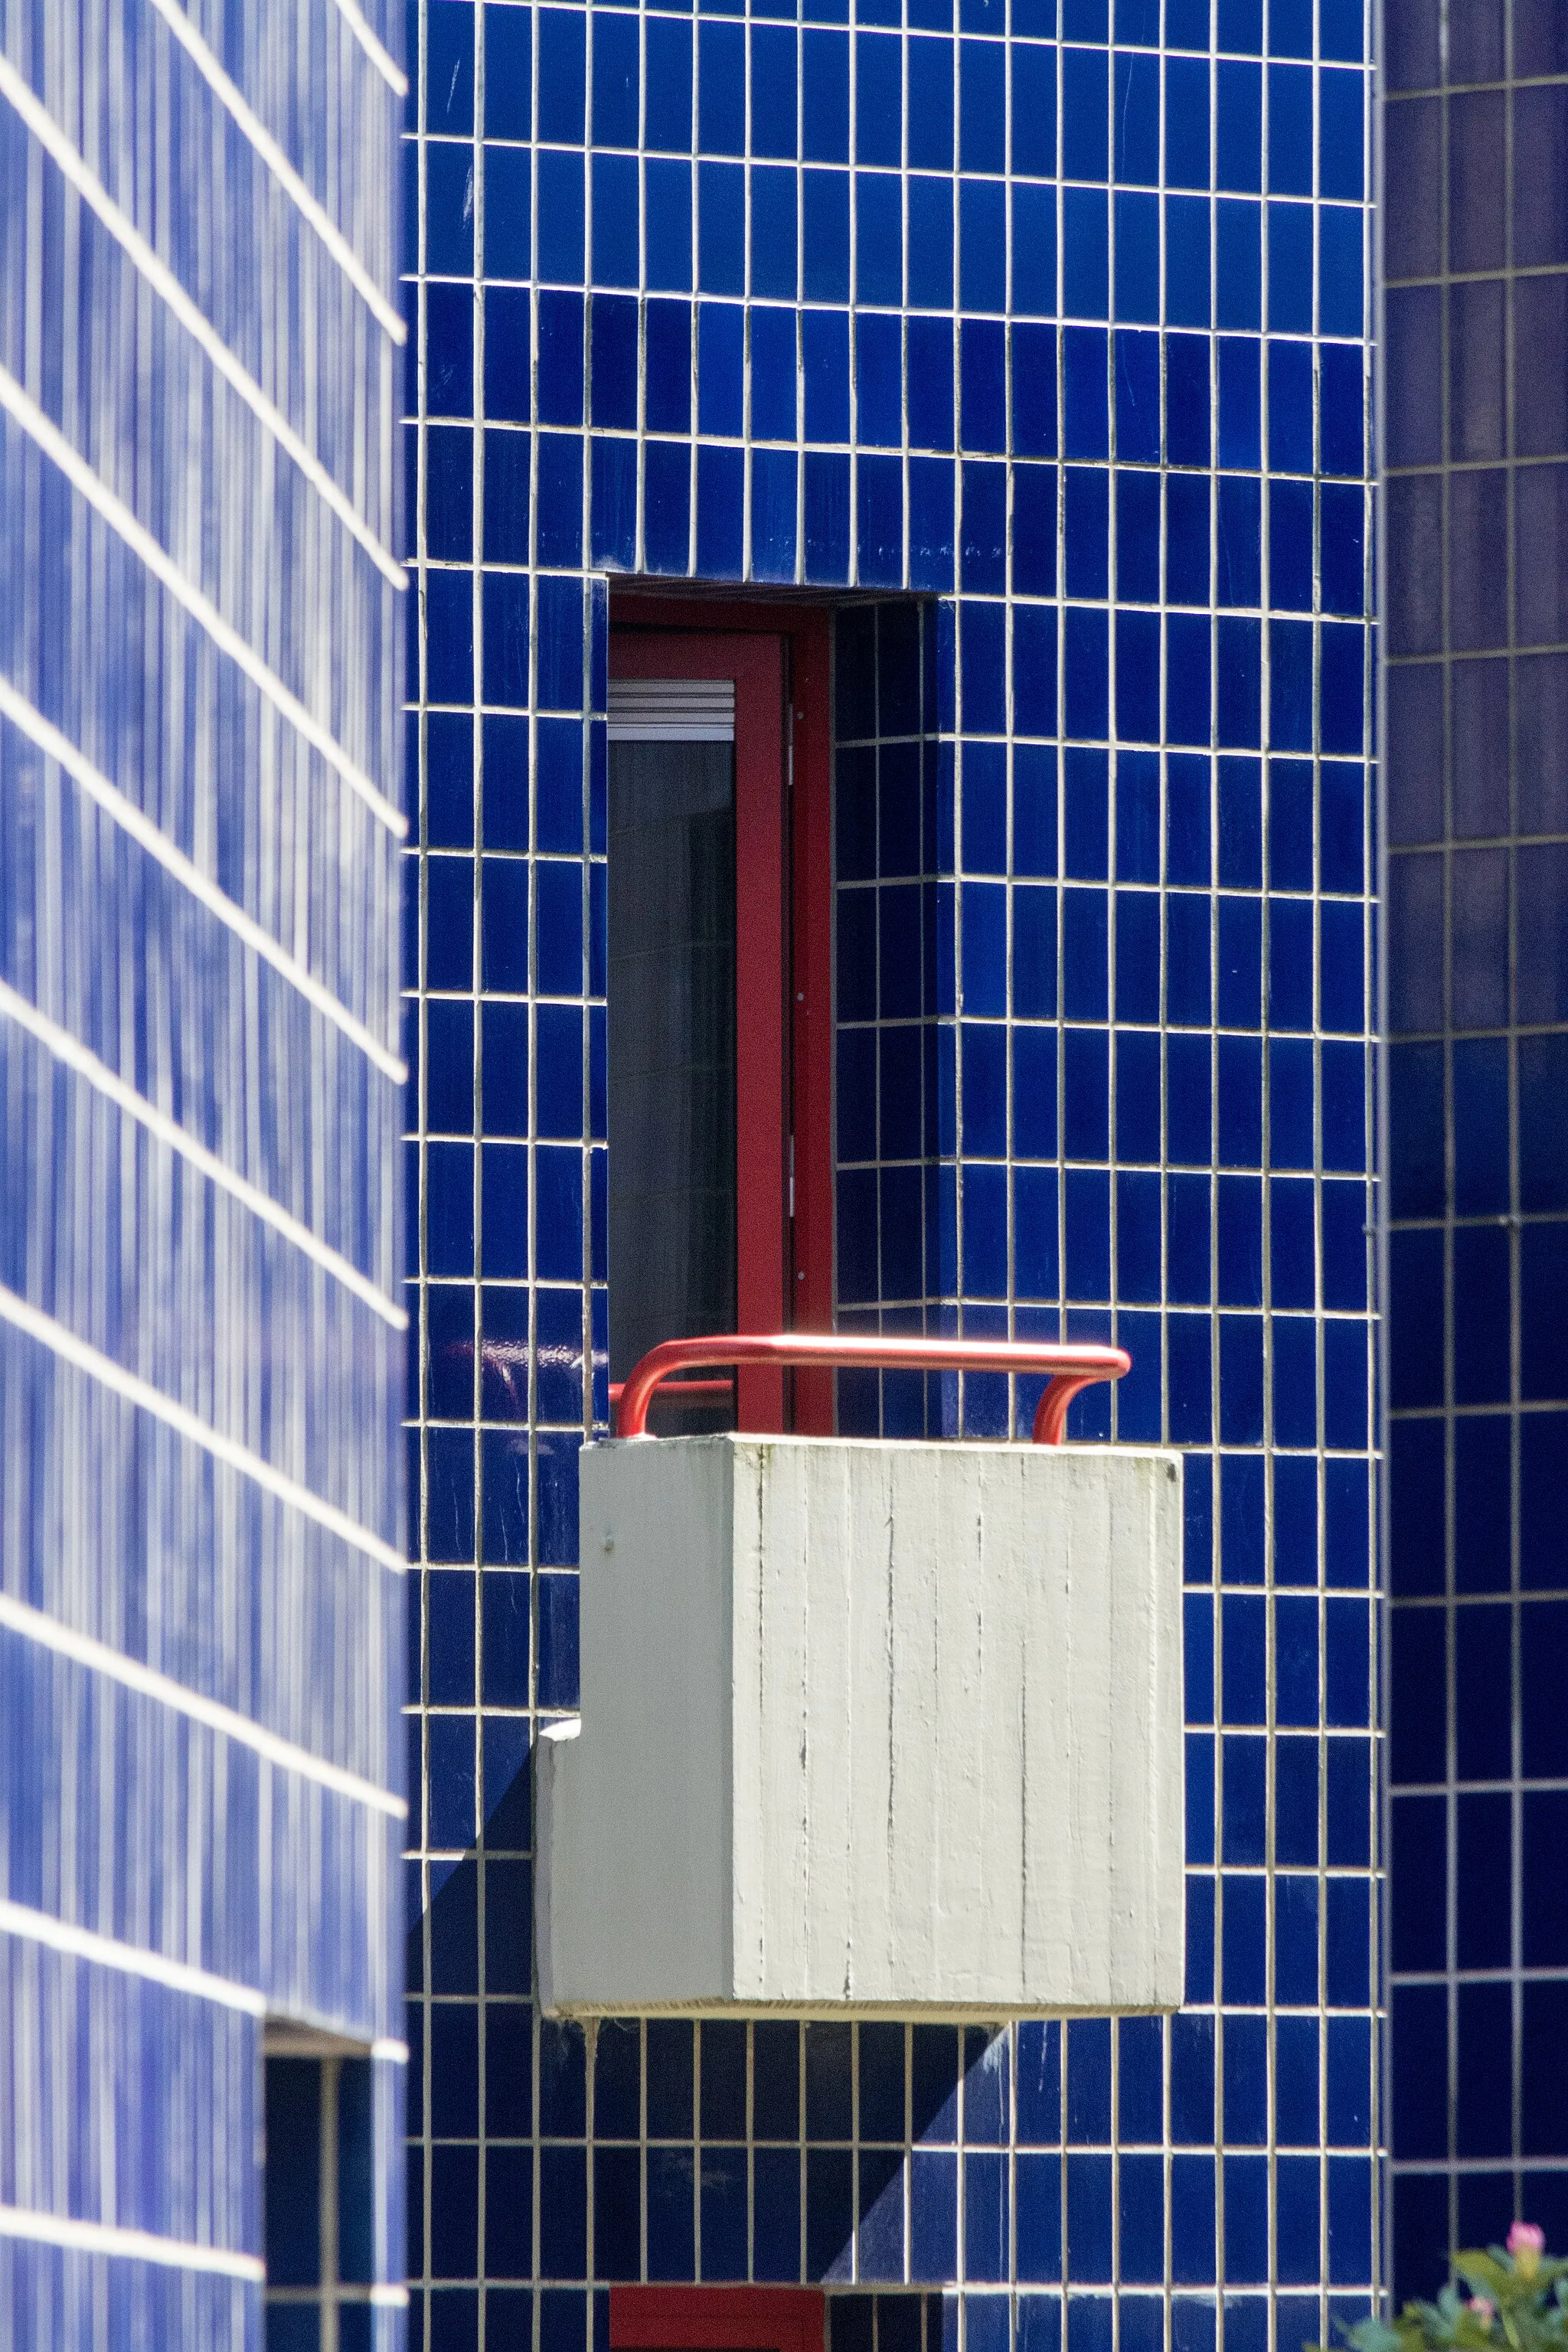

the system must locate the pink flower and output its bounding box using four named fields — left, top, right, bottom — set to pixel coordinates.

left=1508, top=2222, right=1546, bottom=2278
left=1467, top=2299, right=1494, bottom=2322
